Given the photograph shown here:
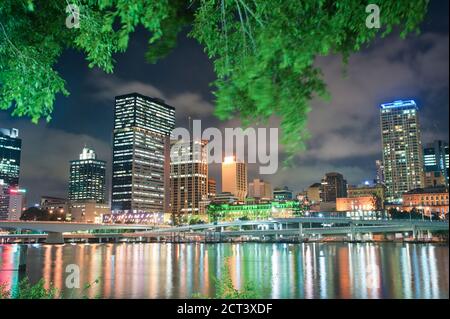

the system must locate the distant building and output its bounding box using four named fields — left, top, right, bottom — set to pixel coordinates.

left=424, top=171, right=447, bottom=188
left=8, top=188, right=26, bottom=220
left=380, top=100, right=424, bottom=202
left=273, top=186, right=293, bottom=201
left=375, top=160, right=385, bottom=185
left=221, top=156, right=247, bottom=202
left=170, top=140, right=209, bottom=217
left=0, top=180, right=9, bottom=220
left=347, top=184, right=386, bottom=209
left=0, top=128, right=21, bottom=188
left=211, top=192, right=238, bottom=205
left=248, top=179, right=273, bottom=201
left=336, top=196, right=380, bottom=211
left=423, top=140, right=449, bottom=187
left=40, top=196, right=70, bottom=220
left=306, top=183, right=322, bottom=203
left=402, top=186, right=449, bottom=217
left=103, top=211, right=164, bottom=224
left=69, top=147, right=106, bottom=203
left=70, top=200, right=110, bottom=223
left=208, top=178, right=217, bottom=199
left=207, top=201, right=302, bottom=222
left=111, top=93, right=175, bottom=214
left=320, top=172, right=347, bottom=202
